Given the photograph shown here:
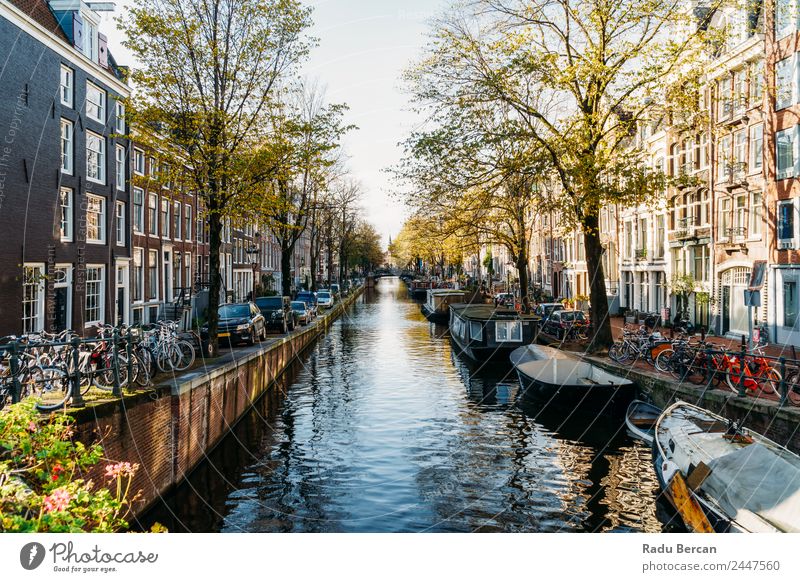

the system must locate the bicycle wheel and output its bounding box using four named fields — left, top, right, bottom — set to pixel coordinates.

left=92, top=355, right=129, bottom=391
left=755, top=368, right=780, bottom=396
left=155, top=347, right=174, bottom=373
left=786, top=370, right=800, bottom=406
left=30, top=366, right=70, bottom=411
left=130, top=352, right=151, bottom=387
left=654, top=349, right=674, bottom=373
left=171, top=340, right=195, bottom=371
left=608, top=342, right=625, bottom=363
